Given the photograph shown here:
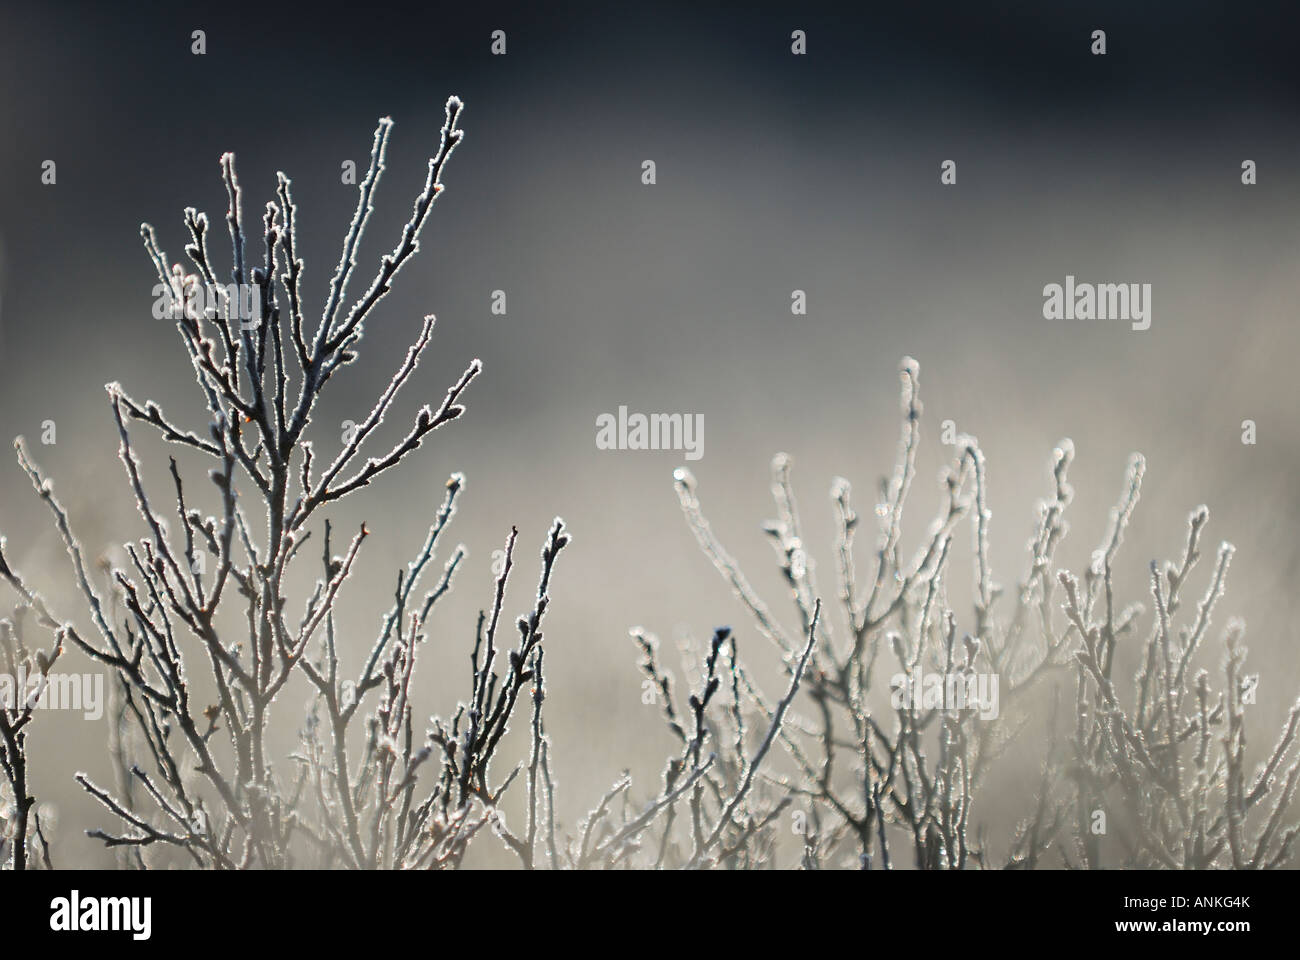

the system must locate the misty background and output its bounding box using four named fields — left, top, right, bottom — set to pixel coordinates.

left=1, top=0, right=1298, bottom=866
